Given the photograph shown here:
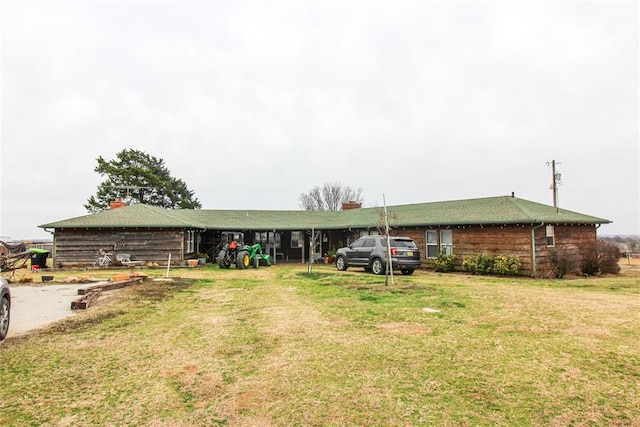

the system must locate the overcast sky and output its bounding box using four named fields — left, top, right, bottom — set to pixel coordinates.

left=1, top=0, right=638, bottom=240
